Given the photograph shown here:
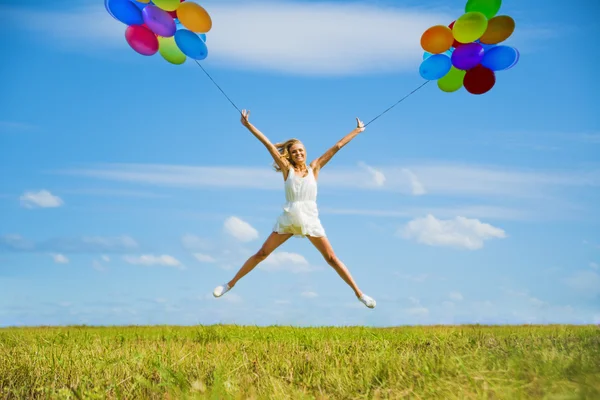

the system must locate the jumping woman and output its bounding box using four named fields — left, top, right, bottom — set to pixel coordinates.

left=213, top=110, right=376, bottom=309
